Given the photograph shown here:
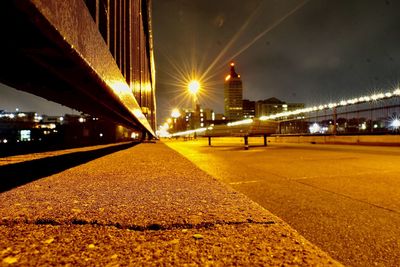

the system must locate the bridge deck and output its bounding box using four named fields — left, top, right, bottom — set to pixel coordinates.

left=0, top=142, right=339, bottom=265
